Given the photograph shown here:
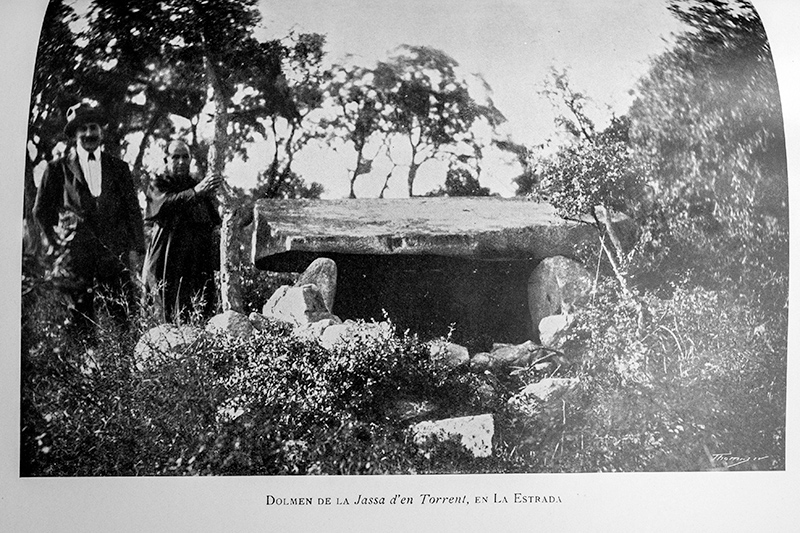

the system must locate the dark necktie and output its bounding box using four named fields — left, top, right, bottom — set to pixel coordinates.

left=88, top=152, right=96, bottom=161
